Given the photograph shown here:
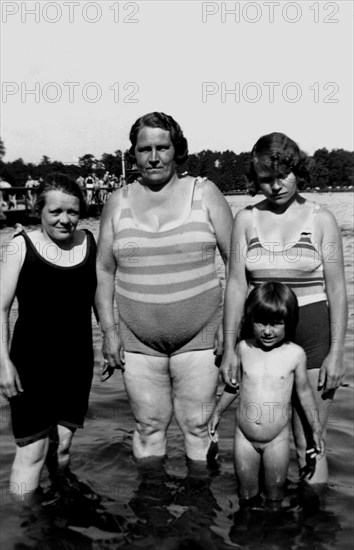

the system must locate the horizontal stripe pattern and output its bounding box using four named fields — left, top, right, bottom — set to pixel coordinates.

left=118, top=278, right=220, bottom=304
left=246, top=205, right=326, bottom=302
left=114, top=179, right=221, bottom=305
